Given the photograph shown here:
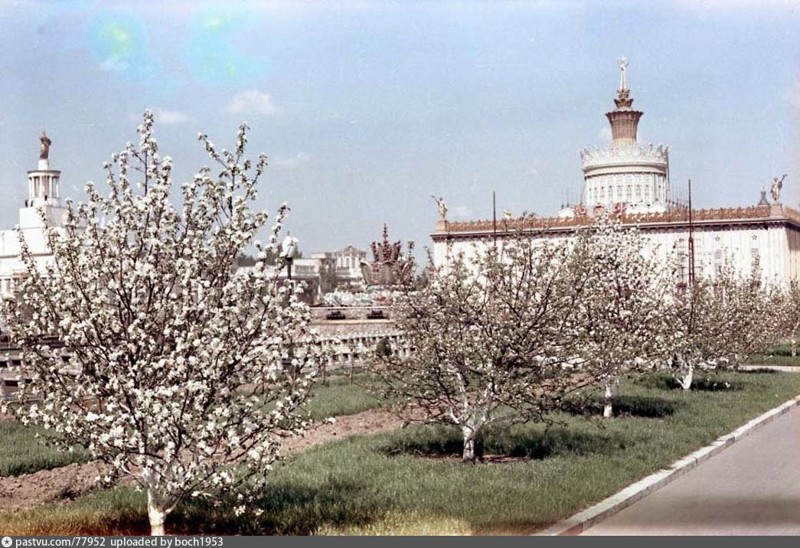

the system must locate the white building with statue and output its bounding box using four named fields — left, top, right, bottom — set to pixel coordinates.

left=0, top=134, right=371, bottom=305
left=0, top=132, right=68, bottom=297
left=432, top=59, right=800, bottom=285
